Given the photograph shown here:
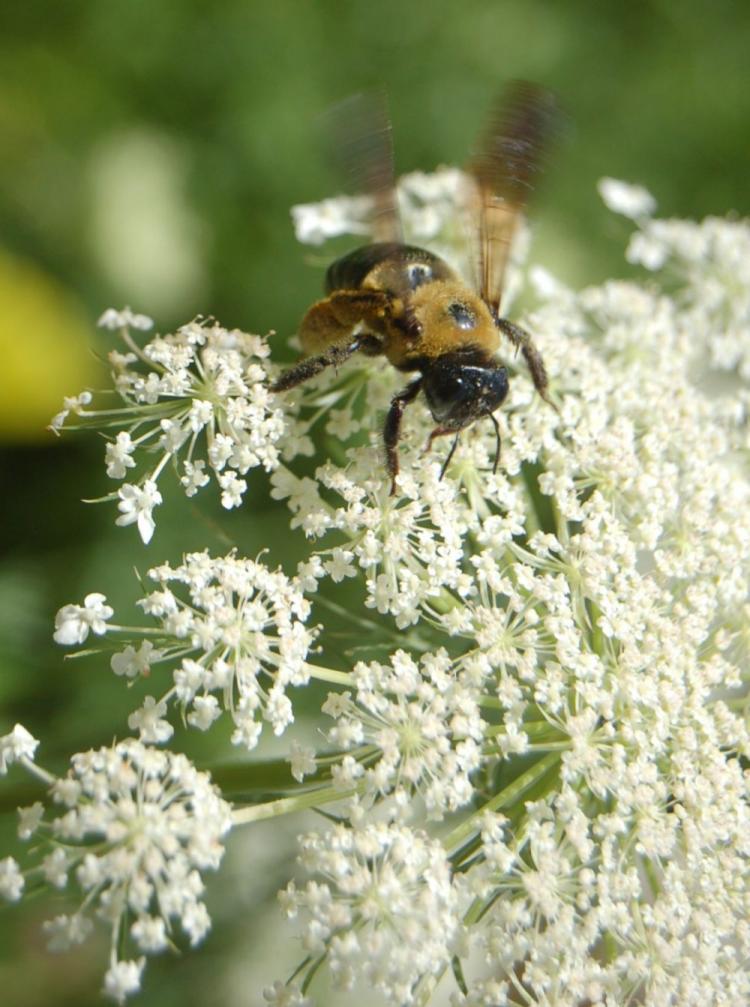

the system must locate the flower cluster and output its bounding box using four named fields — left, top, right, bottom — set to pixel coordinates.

left=280, top=823, right=459, bottom=1005
left=271, top=180, right=750, bottom=1005
left=322, top=649, right=483, bottom=818
left=1, top=734, right=232, bottom=1003
left=55, top=551, right=317, bottom=750
left=51, top=313, right=289, bottom=541
left=273, top=451, right=480, bottom=626
left=7, top=174, right=748, bottom=1005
